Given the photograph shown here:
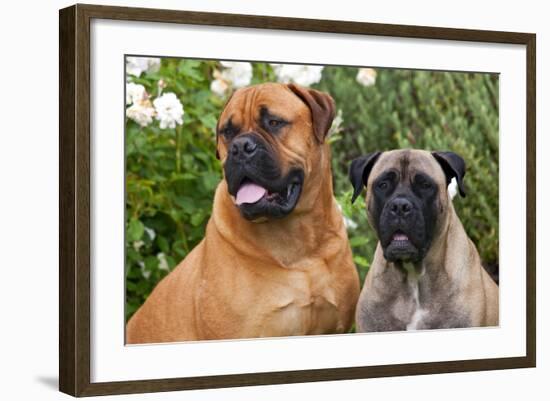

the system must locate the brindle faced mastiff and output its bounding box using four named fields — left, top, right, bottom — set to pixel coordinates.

left=349, top=149, right=498, bottom=332
left=126, top=83, right=360, bottom=343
